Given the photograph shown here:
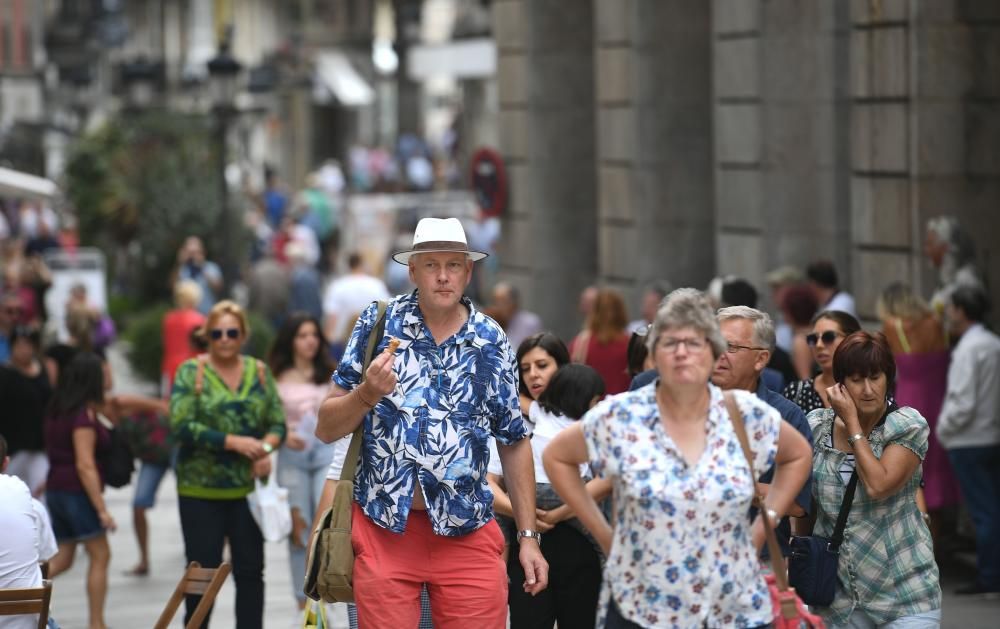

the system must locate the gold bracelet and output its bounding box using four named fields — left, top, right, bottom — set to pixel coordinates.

left=355, top=387, right=377, bottom=408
